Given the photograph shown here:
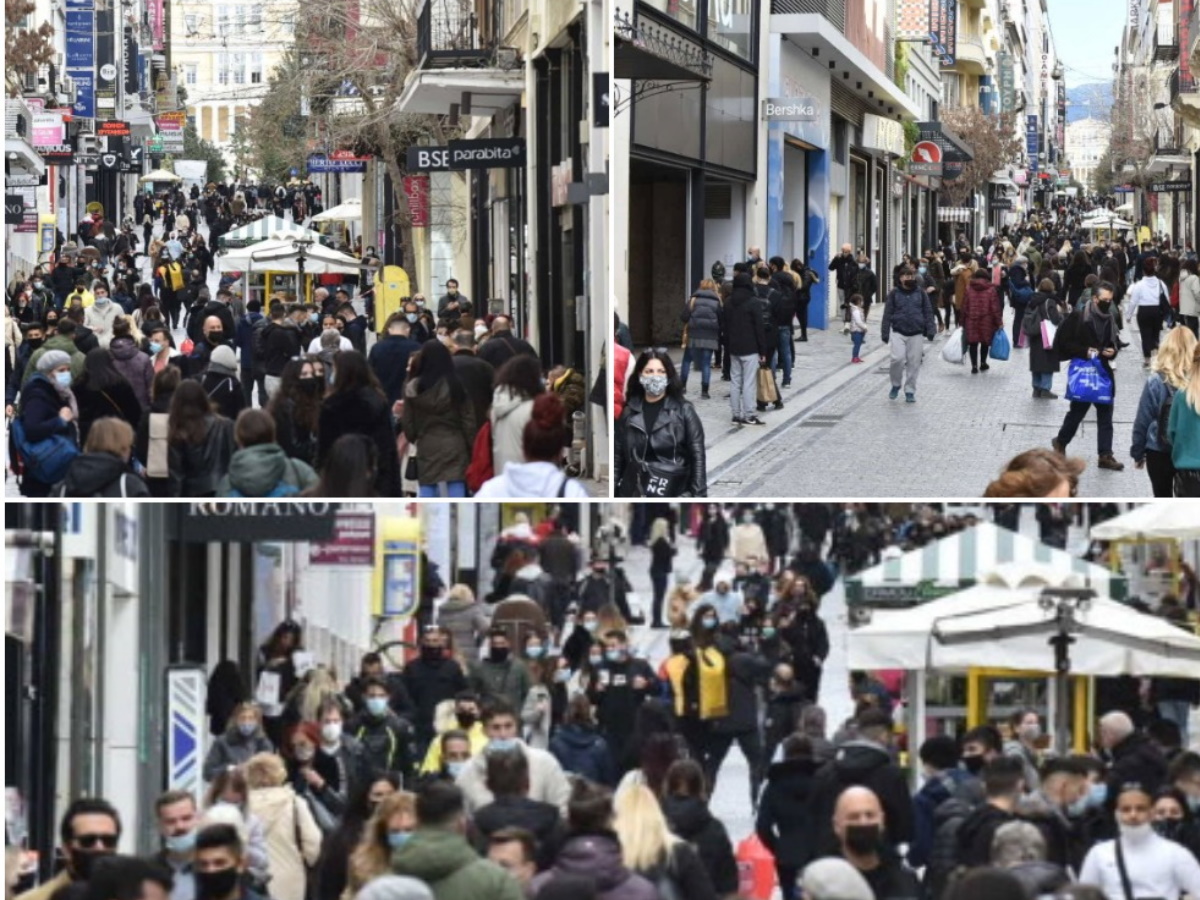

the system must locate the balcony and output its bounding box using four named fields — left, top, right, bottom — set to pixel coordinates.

left=1155, top=22, right=1178, bottom=61
left=416, top=0, right=494, bottom=70
left=952, top=33, right=988, bottom=74
left=1170, top=66, right=1200, bottom=126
